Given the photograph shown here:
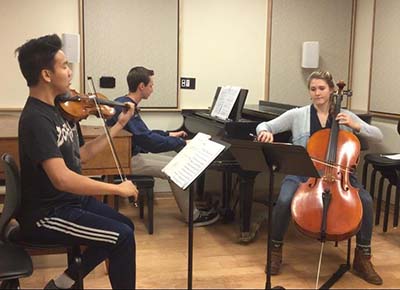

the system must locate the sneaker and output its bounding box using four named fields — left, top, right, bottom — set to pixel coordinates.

left=199, top=207, right=217, bottom=215
left=44, top=280, right=61, bottom=289
left=44, top=279, right=76, bottom=289
left=193, top=210, right=219, bottom=227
